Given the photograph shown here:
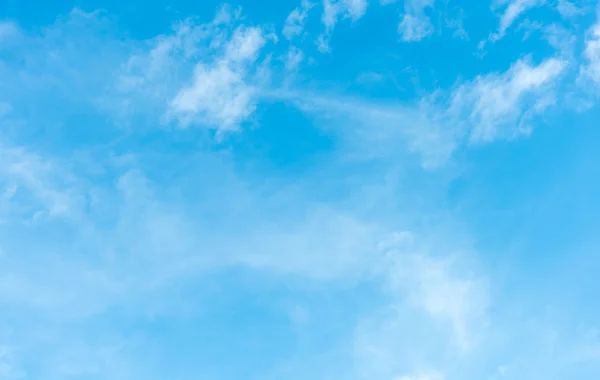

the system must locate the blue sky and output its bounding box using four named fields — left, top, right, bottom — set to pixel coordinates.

left=1, top=0, right=600, bottom=379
